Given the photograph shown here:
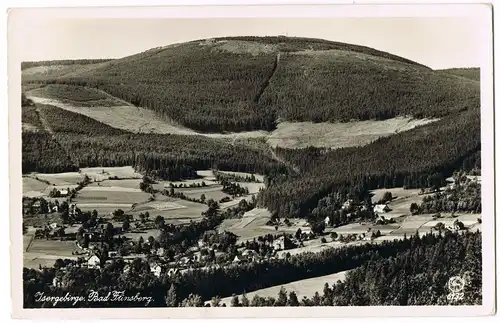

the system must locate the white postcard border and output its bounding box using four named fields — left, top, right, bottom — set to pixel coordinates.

left=7, top=2, right=495, bottom=319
